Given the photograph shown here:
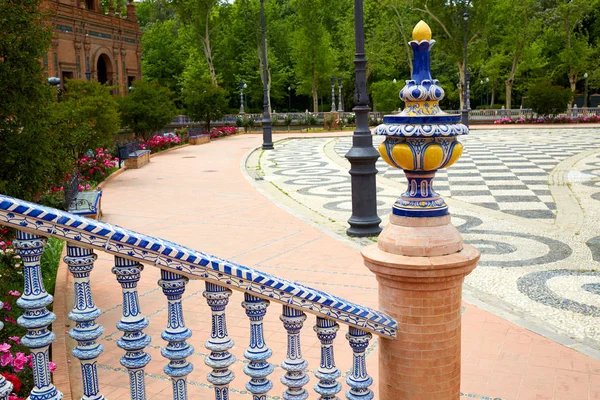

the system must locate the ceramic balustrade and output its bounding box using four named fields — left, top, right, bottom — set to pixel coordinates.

left=0, top=194, right=397, bottom=399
